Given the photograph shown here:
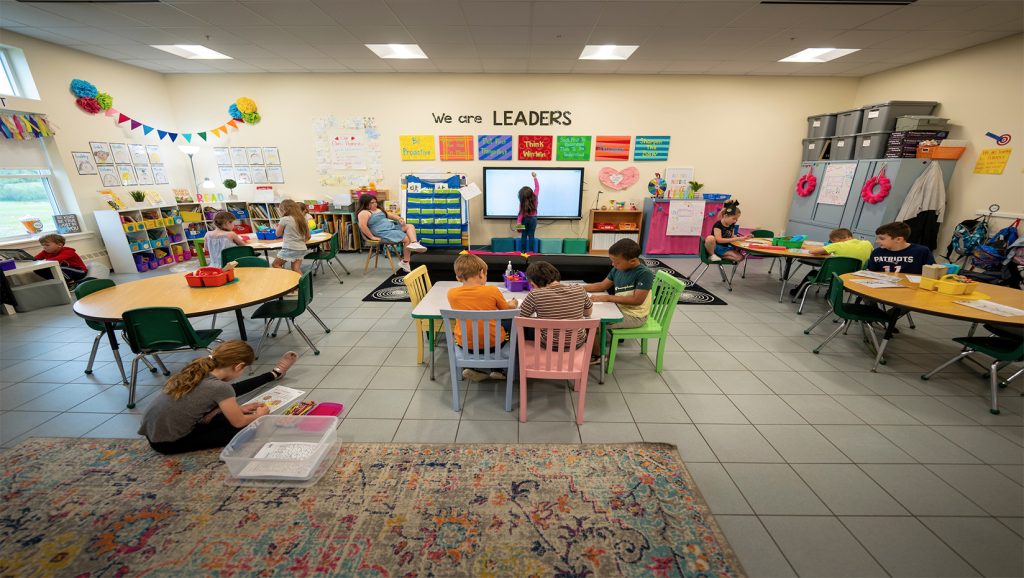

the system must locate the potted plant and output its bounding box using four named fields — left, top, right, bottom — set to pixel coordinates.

left=687, top=181, right=704, bottom=200
left=128, top=190, right=146, bottom=204
left=223, top=178, right=238, bottom=200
